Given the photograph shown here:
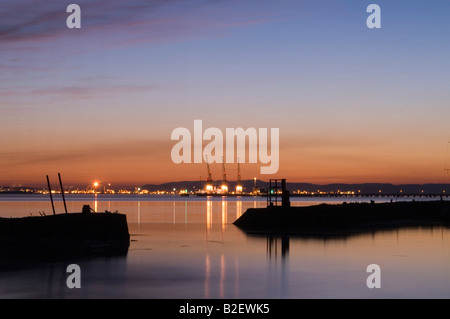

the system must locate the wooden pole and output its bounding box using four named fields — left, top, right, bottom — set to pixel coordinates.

left=58, top=173, right=68, bottom=214
left=46, top=175, right=56, bottom=215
